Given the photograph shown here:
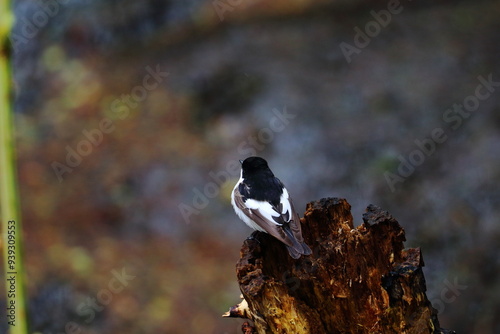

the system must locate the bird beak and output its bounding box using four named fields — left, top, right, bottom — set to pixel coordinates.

left=239, top=160, right=243, bottom=164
